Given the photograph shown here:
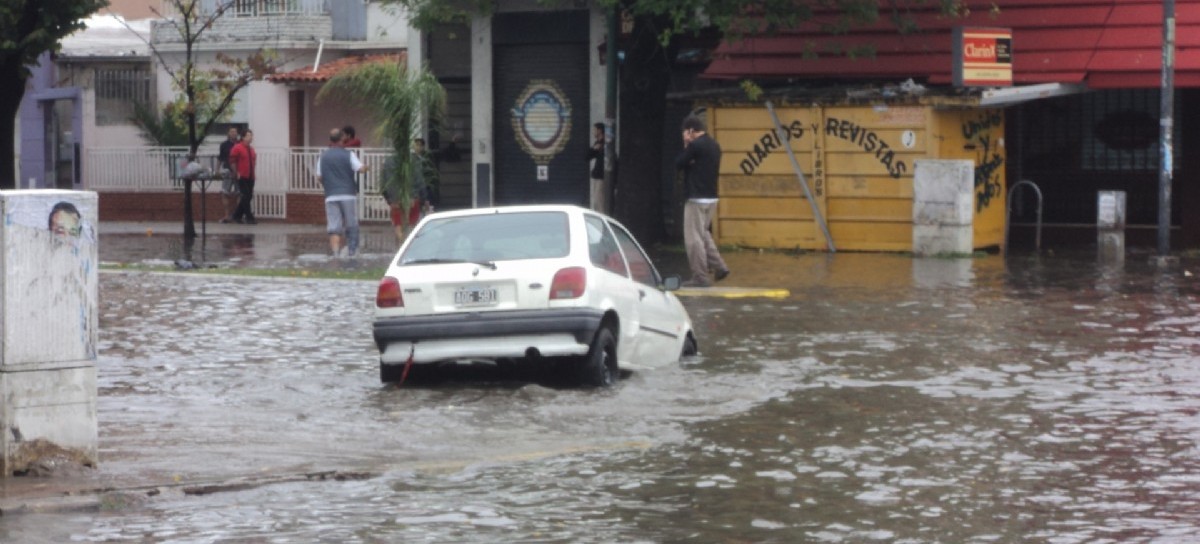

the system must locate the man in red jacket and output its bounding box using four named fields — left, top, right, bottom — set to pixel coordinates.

left=228, top=129, right=257, bottom=225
